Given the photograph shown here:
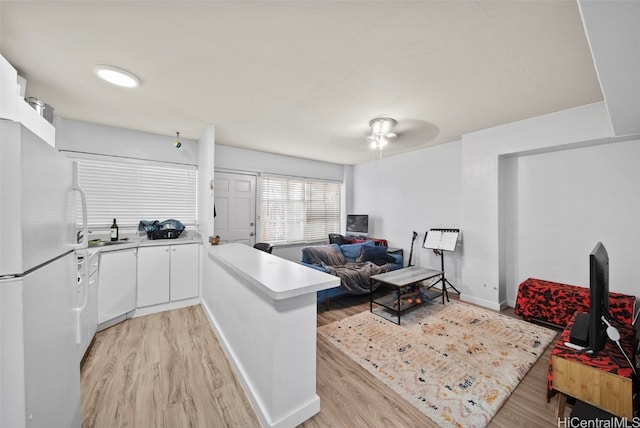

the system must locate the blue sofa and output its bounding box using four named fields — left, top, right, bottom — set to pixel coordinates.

left=300, top=241, right=403, bottom=309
